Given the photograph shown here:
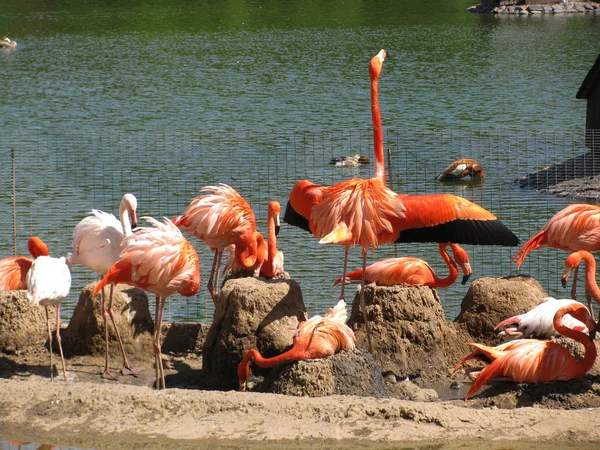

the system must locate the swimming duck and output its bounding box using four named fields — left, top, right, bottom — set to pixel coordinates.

left=0, top=36, right=17, bottom=49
